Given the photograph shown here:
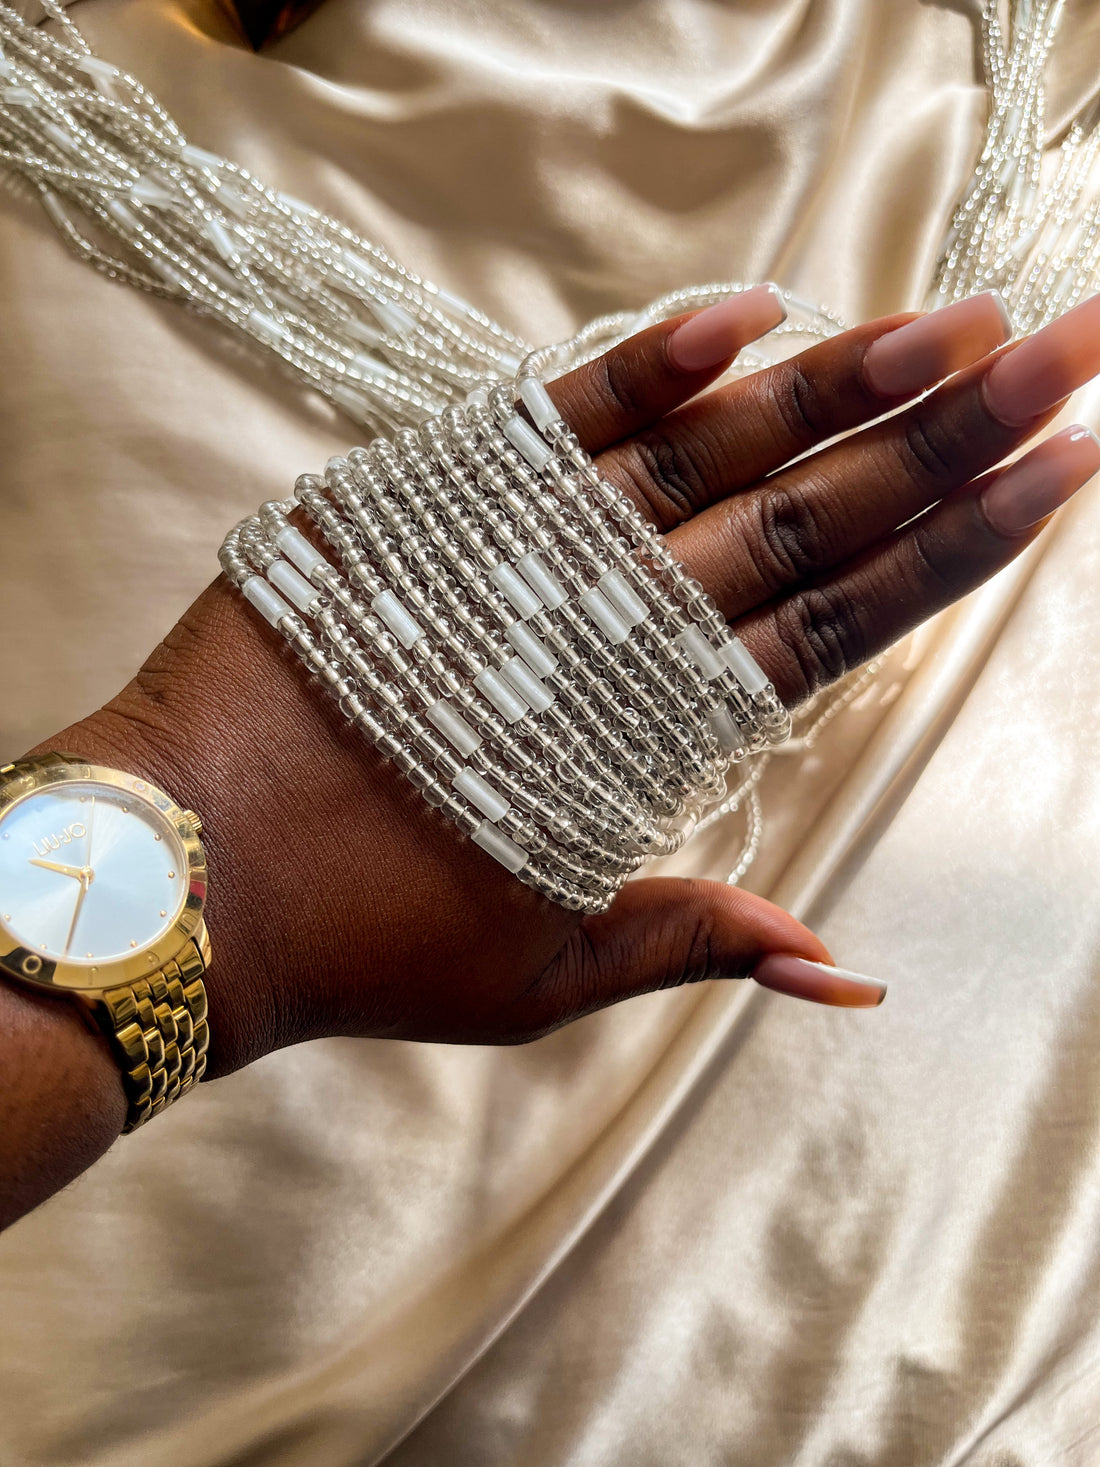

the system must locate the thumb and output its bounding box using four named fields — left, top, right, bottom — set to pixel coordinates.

left=528, top=877, right=886, bottom=1030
